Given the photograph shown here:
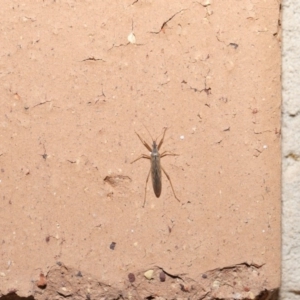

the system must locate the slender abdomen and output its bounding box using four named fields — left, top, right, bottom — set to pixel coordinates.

left=151, top=155, right=162, bottom=197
